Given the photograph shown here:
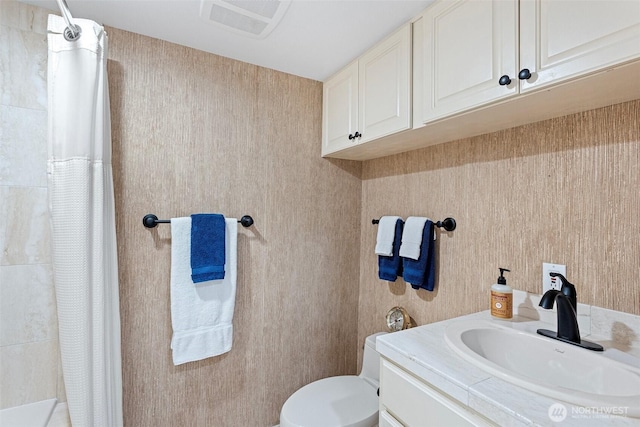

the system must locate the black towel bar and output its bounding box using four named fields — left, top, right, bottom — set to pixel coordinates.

left=143, top=214, right=254, bottom=228
left=372, top=217, right=456, bottom=232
